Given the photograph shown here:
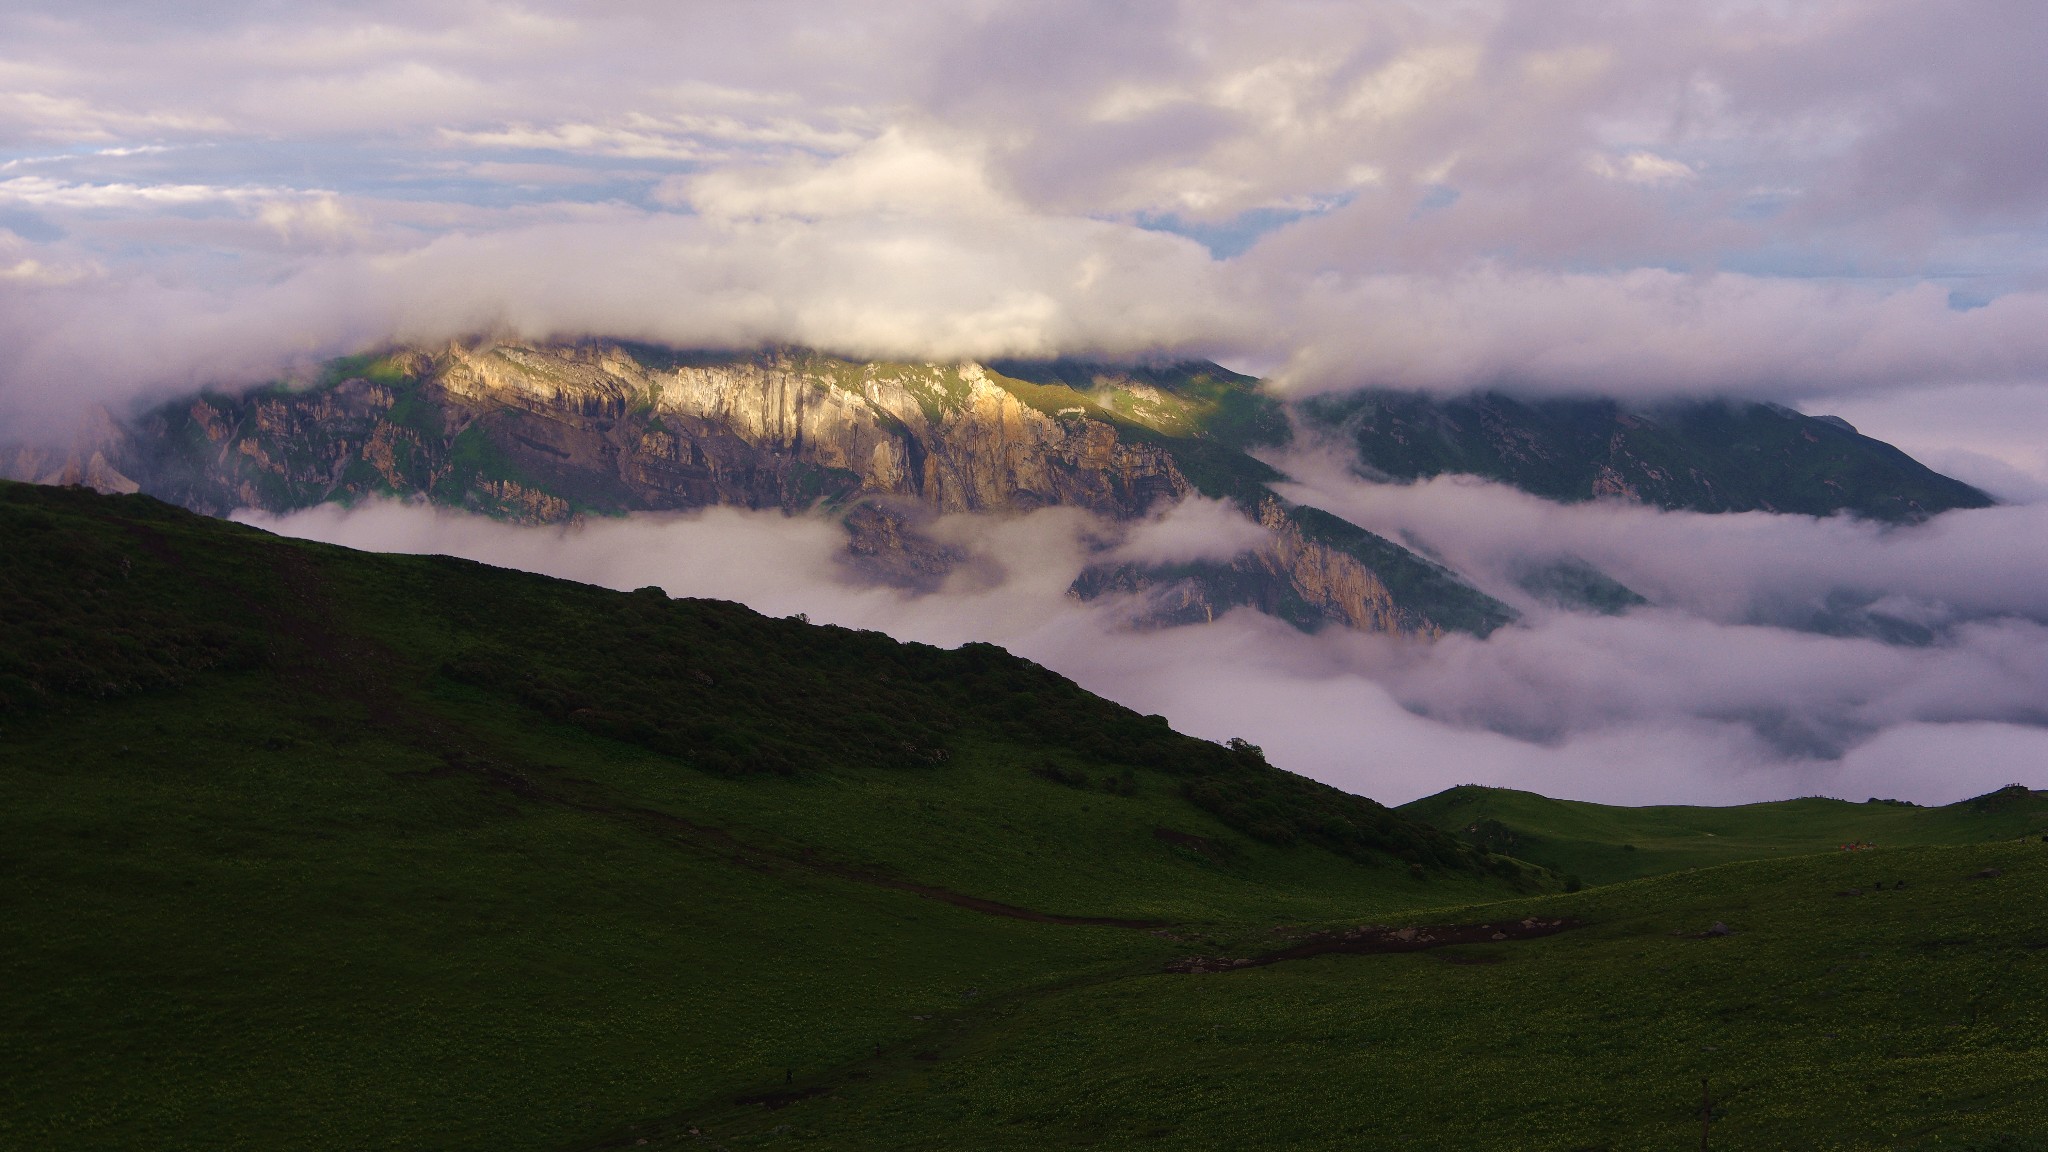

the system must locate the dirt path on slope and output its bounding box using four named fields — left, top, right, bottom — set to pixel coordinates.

left=1163, top=915, right=1582, bottom=972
